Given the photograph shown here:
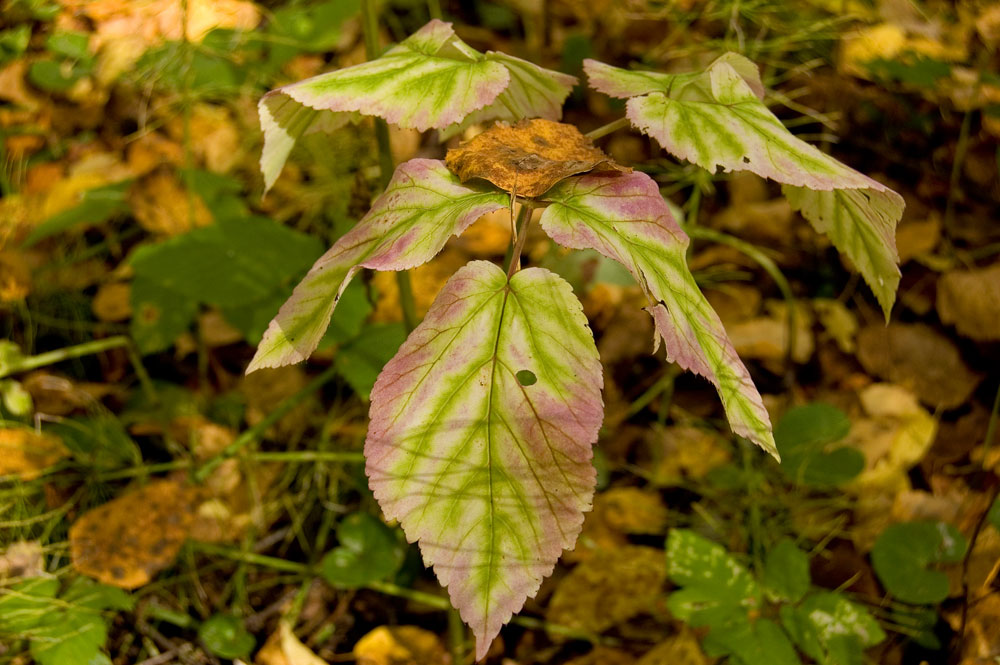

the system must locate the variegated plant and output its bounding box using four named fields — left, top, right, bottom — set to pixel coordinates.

left=250, top=19, right=903, bottom=660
